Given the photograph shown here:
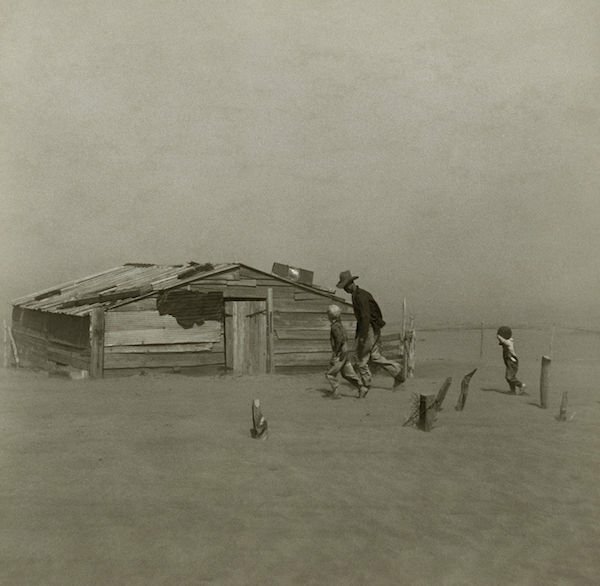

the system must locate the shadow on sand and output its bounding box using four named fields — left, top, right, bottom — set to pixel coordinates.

left=308, top=386, right=359, bottom=400
left=480, top=387, right=514, bottom=395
